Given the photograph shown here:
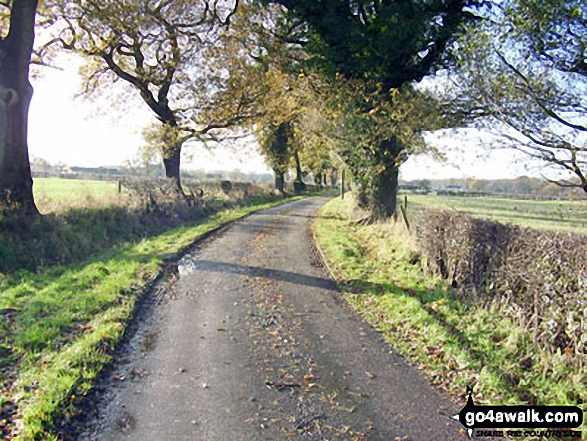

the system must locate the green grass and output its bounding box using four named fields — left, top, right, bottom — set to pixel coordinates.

left=0, top=196, right=306, bottom=441
left=314, top=196, right=586, bottom=439
left=33, top=178, right=123, bottom=213
left=403, top=192, right=587, bottom=233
